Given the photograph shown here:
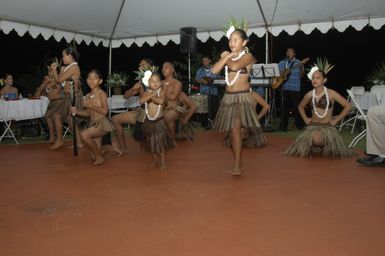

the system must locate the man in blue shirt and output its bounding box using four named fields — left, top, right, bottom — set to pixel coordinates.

left=277, top=48, right=304, bottom=131
left=195, top=55, right=221, bottom=128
